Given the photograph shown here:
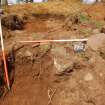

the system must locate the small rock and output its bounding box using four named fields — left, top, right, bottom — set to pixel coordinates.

left=25, top=50, right=33, bottom=57
left=84, top=72, right=94, bottom=81
left=93, top=29, right=100, bottom=34
left=99, top=73, right=103, bottom=77
left=89, top=57, right=96, bottom=65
